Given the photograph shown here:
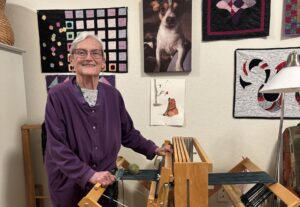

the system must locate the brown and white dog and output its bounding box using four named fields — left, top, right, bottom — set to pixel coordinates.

left=151, top=0, right=186, bottom=72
